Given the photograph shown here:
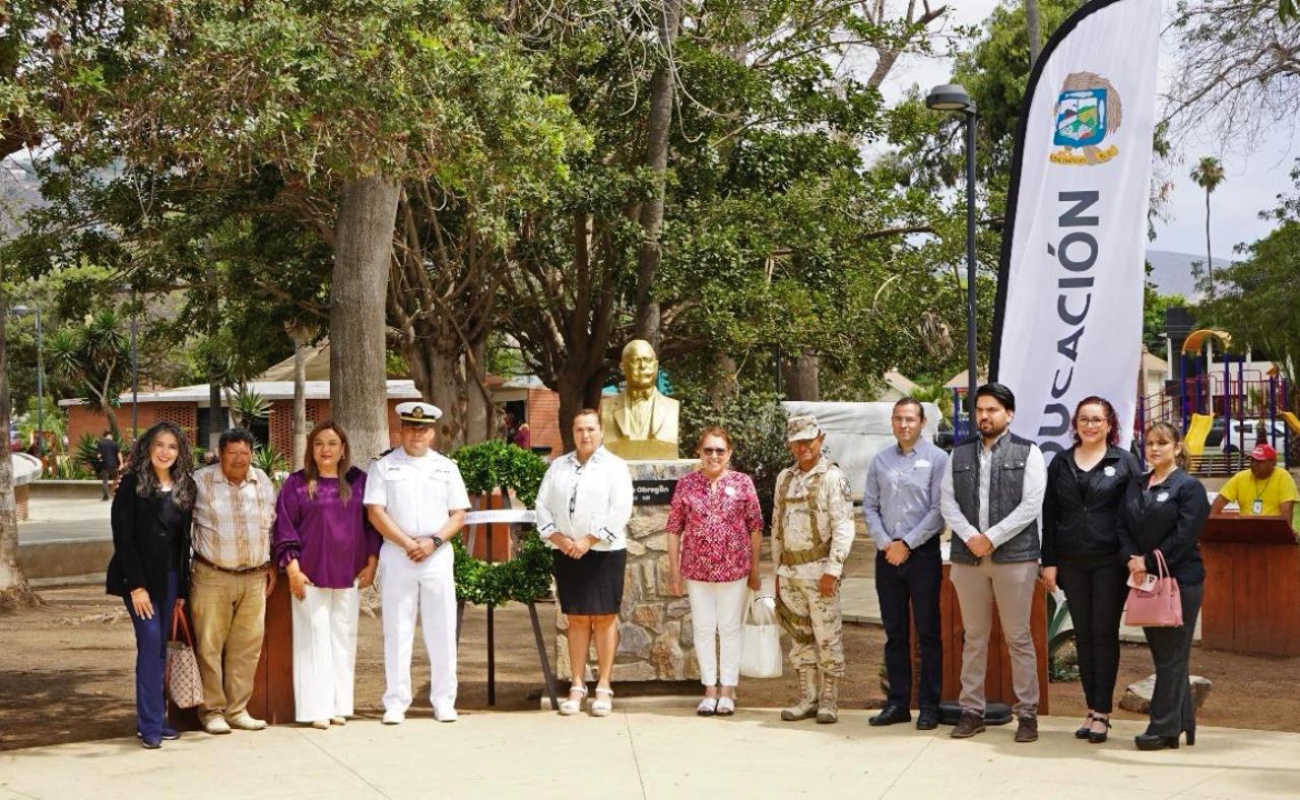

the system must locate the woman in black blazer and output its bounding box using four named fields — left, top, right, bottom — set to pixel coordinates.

left=1041, top=396, right=1141, bottom=743
left=1117, top=421, right=1210, bottom=751
left=105, top=422, right=196, bottom=749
